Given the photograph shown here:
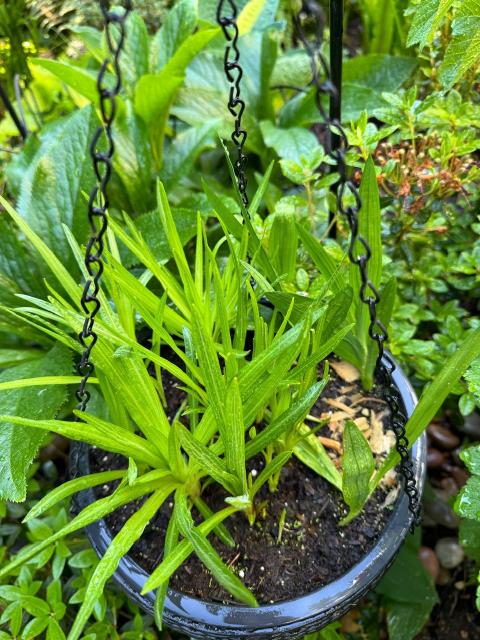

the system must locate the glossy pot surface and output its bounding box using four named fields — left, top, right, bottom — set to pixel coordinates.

left=70, top=359, right=426, bottom=640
